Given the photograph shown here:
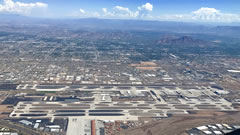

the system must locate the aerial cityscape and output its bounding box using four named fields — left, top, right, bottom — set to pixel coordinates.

left=0, top=0, right=240, bottom=135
